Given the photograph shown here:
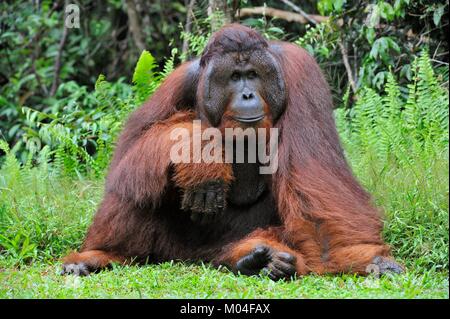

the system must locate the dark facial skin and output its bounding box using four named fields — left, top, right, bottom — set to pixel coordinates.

left=200, top=48, right=286, bottom=127
left=228, top=66, right=265, bottom=123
